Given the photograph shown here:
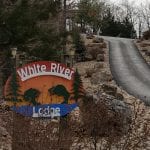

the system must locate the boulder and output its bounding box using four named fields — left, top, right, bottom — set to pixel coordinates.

left=88, top=47, right=104, bottom=60
left=86, top=45, right=96, bottom=51
left=110, top=99, right=132, bottom=124
left=85, top=68, right=95, bottom=78
left=91, top=71, right=112, bottom=84
left=136, top=39, right=141, bottom=43
left=0, top=104, right=10, bottom=113
left=66, top=35, right=73, bottom=44
left=92, top=37, right=104, bottom=43
left=86, top=44, right=104, bottom=60
left=86, top=33, right=94, bottom=39
left=87, top=46, right=105, bottom=54
left=101, top=84, right=117, bottom=96
left=116, top=92, right=124, bottom=101
left=87, top=43, right=105, bottom=49
left=84, top=91, right=132, bottom=132
left=0, top=126, right=12, bottom=150
left=102, top=42, right=107, bottom=48
left=140, top=42, right=150, bottom=47
left=145, top=51, right=150, bottom=56
left=99, top=42, right=107, bottom=48
left=91, top=72, right=101, bottom=84
left=96, top=54, right=105, bottom=62
left=94, top=62, right=104, bottom=70
left=86, top=43, right=95, bottom=47
left=141, top=48, right=148, bottom=52
left=84, top=53, right=93, bottom=61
